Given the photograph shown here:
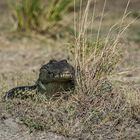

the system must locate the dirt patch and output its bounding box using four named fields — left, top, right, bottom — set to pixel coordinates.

left=0, top=118, right=75, bottom=140
left=0, top=0, right=140, bottom=140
